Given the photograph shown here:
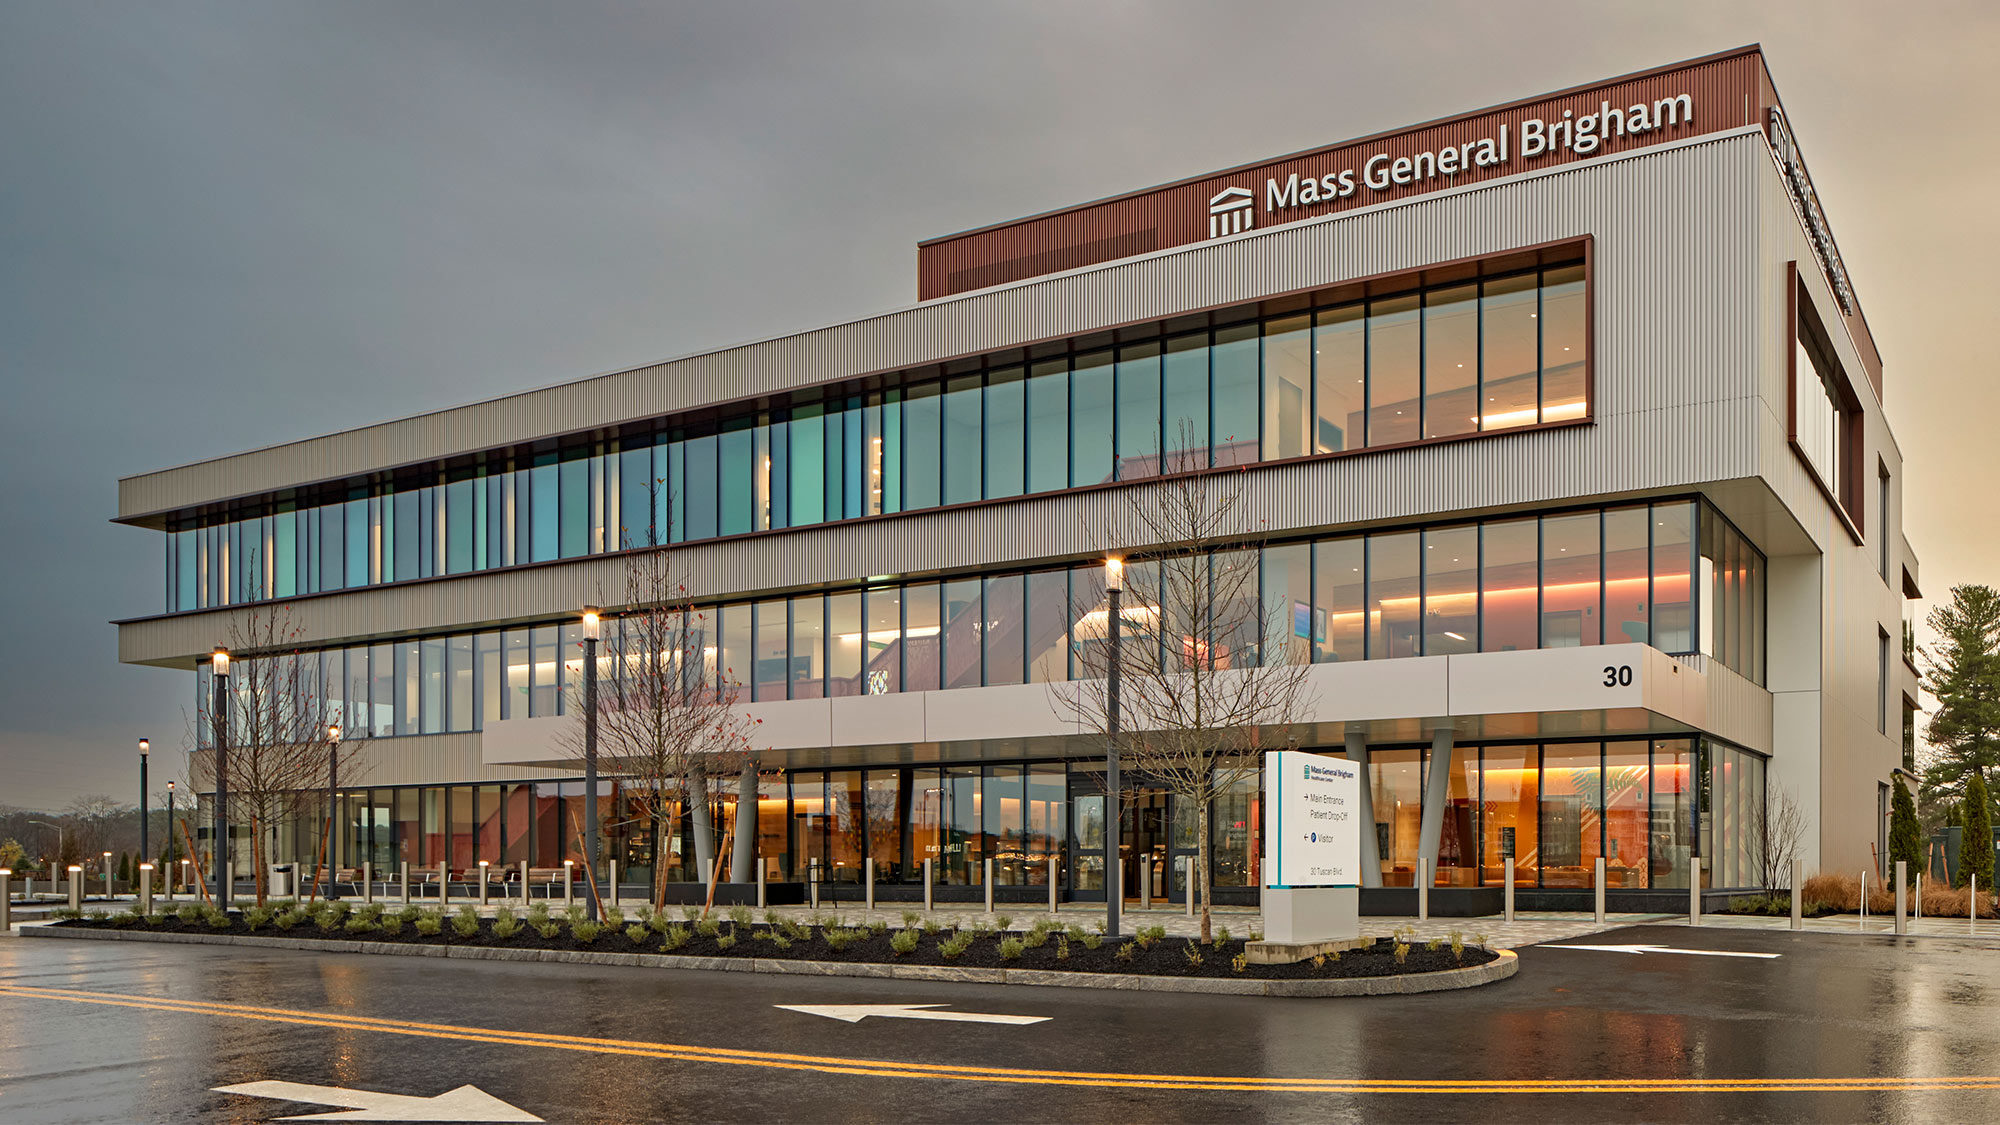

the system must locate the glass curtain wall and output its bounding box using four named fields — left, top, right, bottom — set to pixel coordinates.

left=165, top=258, right=1589, bottom=613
